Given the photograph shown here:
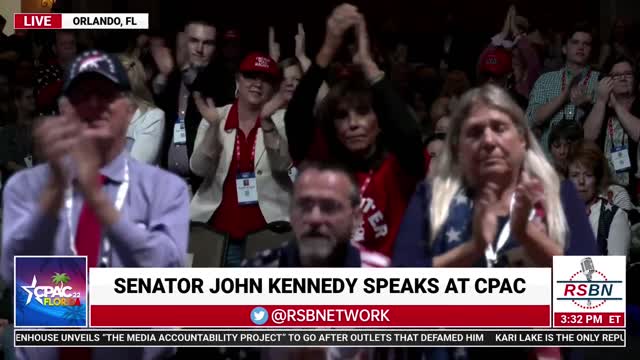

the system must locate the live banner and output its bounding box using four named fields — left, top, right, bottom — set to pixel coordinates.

left=15, top=329, right=625, bottom=347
